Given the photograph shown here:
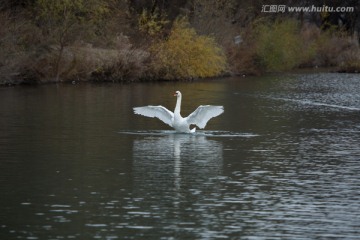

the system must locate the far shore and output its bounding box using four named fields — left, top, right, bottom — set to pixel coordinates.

left=1, top=66, right=357, bottom=87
